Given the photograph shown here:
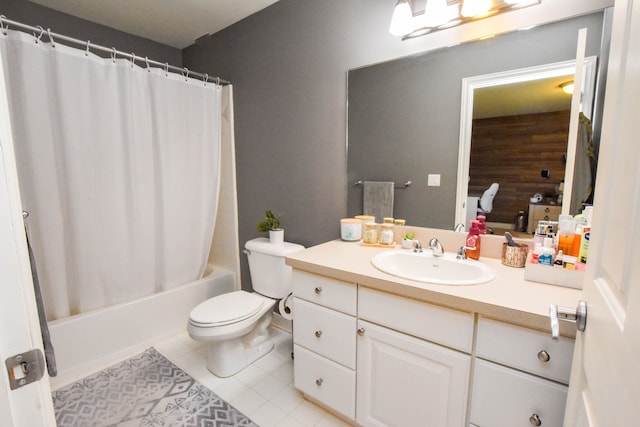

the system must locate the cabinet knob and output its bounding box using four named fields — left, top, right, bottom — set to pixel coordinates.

left=316, top=378, right=323, bottom=386
left=529, top=413, right=542, bottom=426
left=545, top=207, right=551, bottom=213
left=315, top=330, right=323, bottom=338
left=314, top=286, right=322, bottom=294
left=357, top=327, right=365, bottom=336
left=537, top=350, right=551, bottom=362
